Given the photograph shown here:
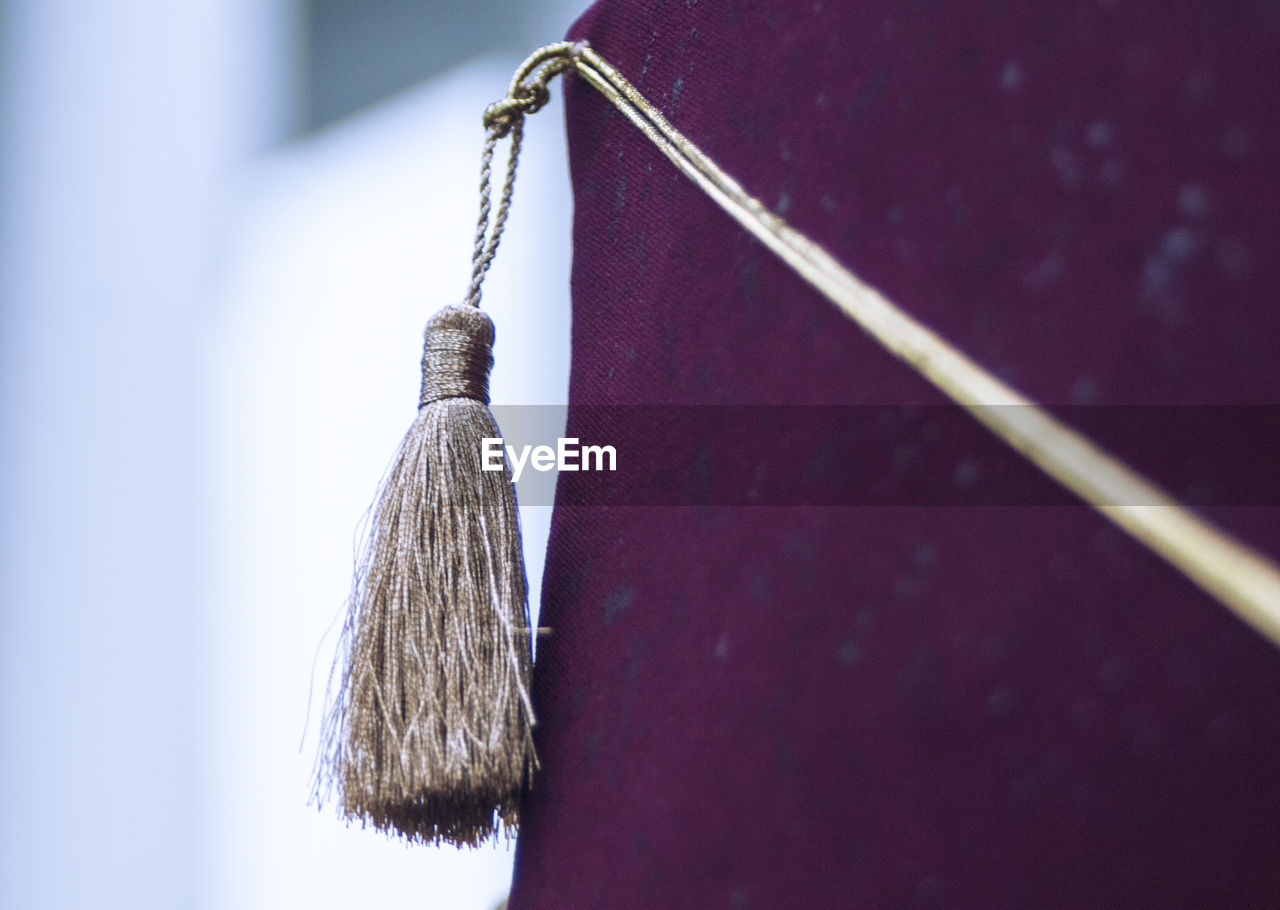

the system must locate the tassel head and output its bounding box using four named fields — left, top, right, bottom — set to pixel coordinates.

left=319, top=303, right=536, bottom=846
left=419, top=303, right=495, bottom=406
